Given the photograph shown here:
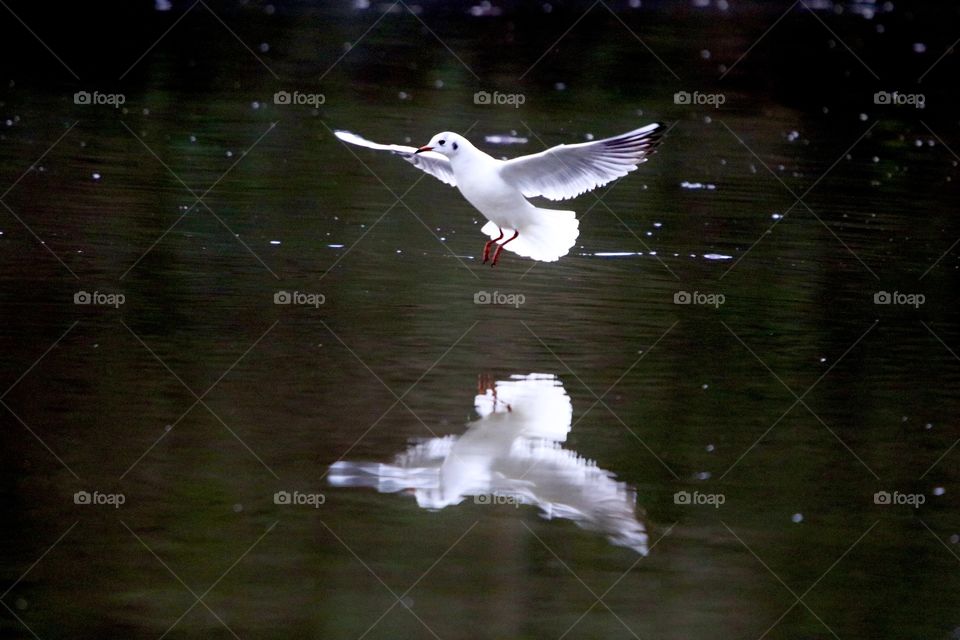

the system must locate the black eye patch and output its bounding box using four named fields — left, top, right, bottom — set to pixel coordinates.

left=452, top=141, right=458, bottom=150
left=439, top=139, right=446, bottom=146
